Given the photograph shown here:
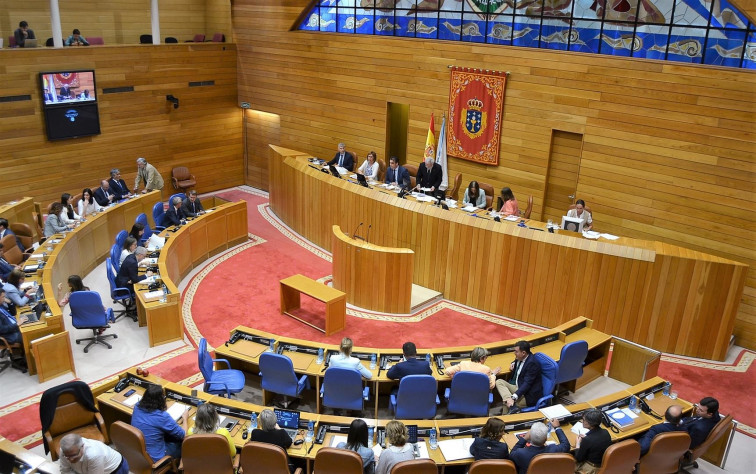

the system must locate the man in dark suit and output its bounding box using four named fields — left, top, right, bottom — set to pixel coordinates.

left=638, top=405, right=683, bottom=456
left=384, top=156, right=411, bottom=189
left=180, top=191, right=205, bottom=217
left=387, top=341, right=432, bottom=380
left=496, top=340, right=543, bottom=414
left=510, top=419, right=570, bottom=474
left=574, top=409, right=612, bottom=472
left=415, top=157, right=443, bottom=194
left=327, top=143, right=354, bottom=172
left=93, top=180, right=115, bottom=207
left=116, top=246, right=152, bottom=293
left=164, top=196, right=186, bottom=227
left=0, top=218, right=24, bottom=252
left=108, top=168, right=131, bottom=200
left=681, top=397, right=720, bottom=449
